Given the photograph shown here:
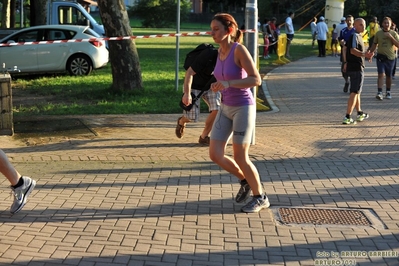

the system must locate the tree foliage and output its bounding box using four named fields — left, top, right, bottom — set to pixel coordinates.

left=129, top=0, right=191, bottom=28
left=258, top=0, right=399, bottom=27
left=202, top=0, right=245, bottom=13
left=344, top=0, right=399, bottom=23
